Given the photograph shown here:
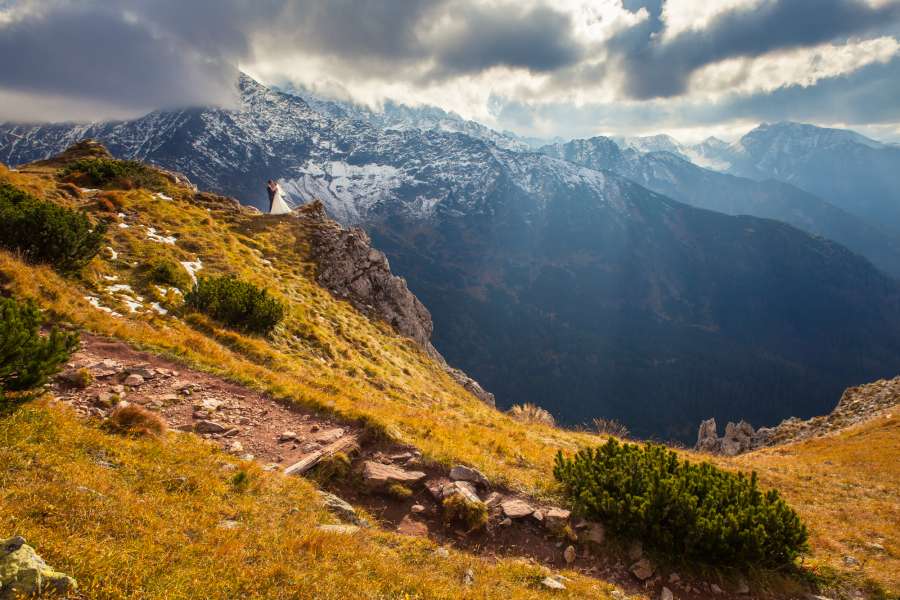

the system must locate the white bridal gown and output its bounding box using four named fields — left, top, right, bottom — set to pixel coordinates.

left=269, top=184, right=292, bottom=215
